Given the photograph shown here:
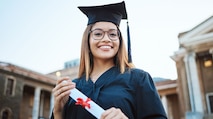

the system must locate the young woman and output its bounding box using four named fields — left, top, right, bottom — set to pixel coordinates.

left=51, top=1, right=167, bottom=119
